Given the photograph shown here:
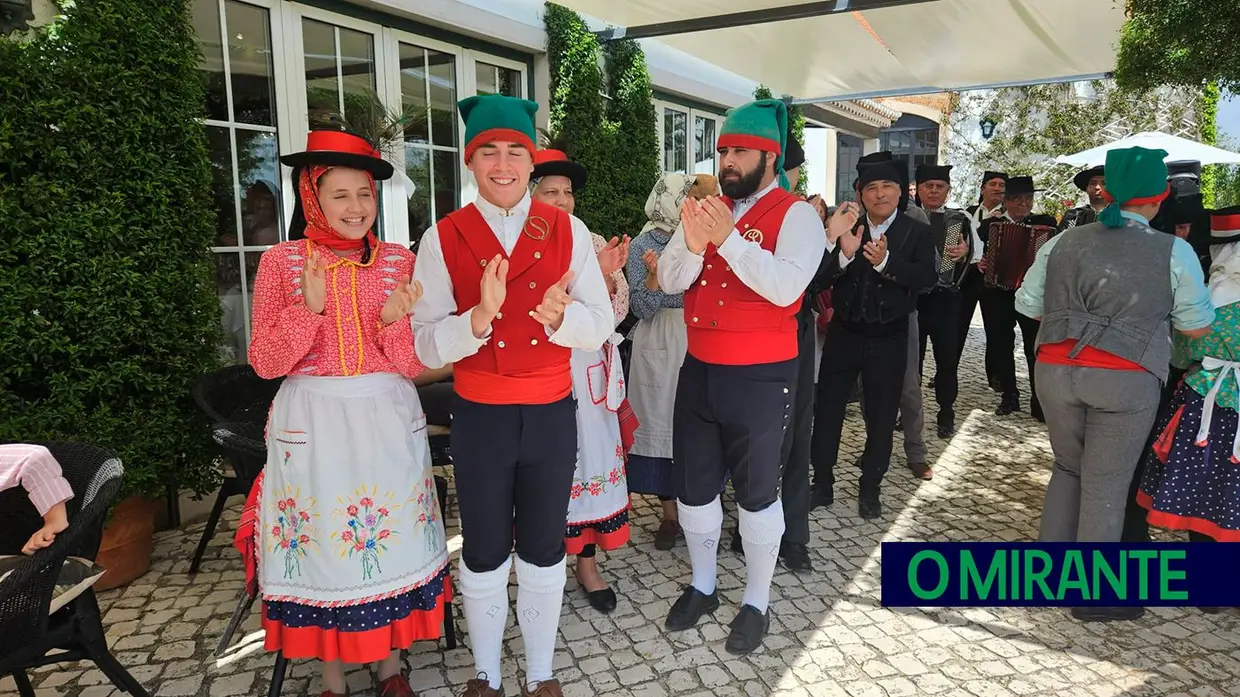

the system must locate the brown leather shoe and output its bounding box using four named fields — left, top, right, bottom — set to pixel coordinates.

left=654, top=519, right=681, bottom=550
left=378, top=674, right=418, bottom=697
left=460, top=677, right=504, bottom=697
left=521, top=679, right=563, bottom=697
